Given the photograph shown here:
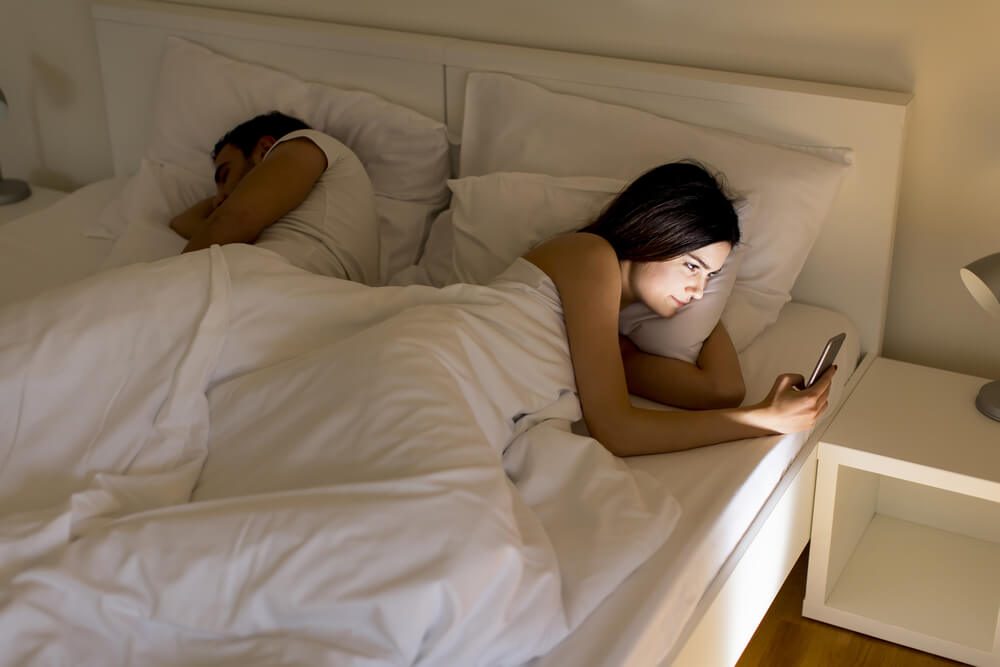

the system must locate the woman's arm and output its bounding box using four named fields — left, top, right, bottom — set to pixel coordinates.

left=525, top=233, right=833, bottom=457
left=619, top=321, right=745, bottom=409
